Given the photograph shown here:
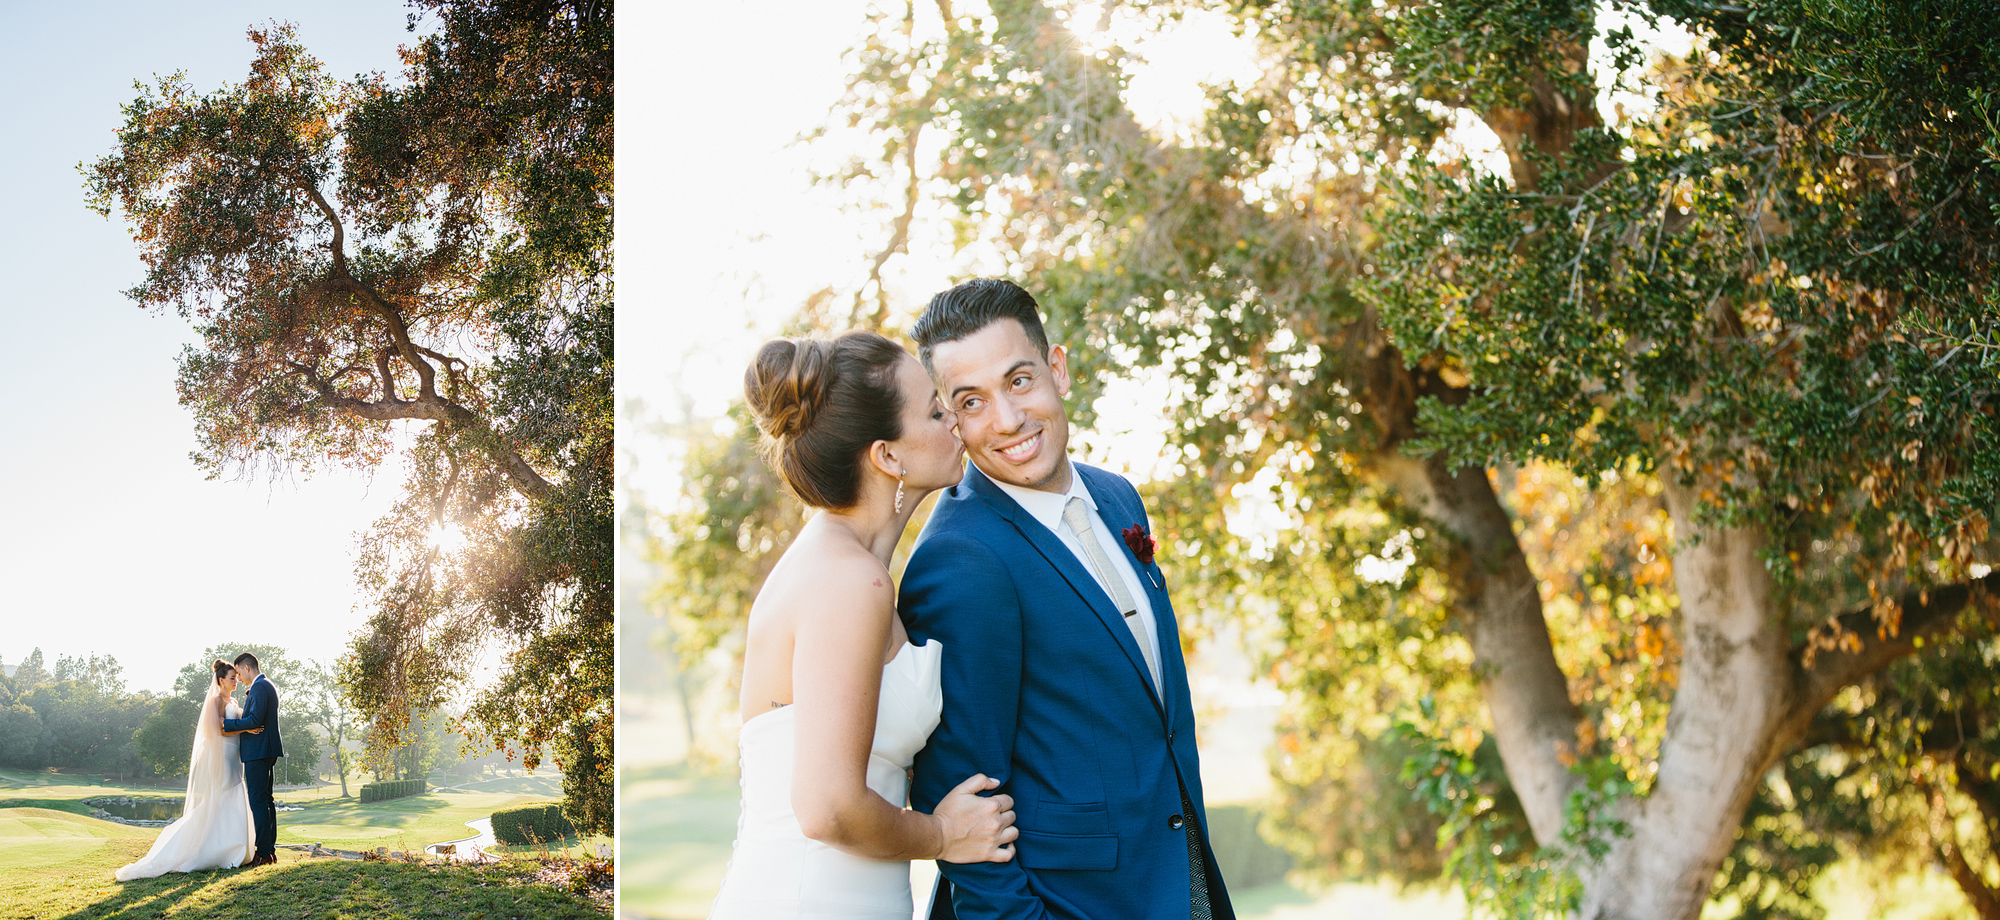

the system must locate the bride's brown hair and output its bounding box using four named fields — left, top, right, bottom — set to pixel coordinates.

left=744, top=331, right=908, bottom=509
left=212, top=660, right=234, bottom=687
